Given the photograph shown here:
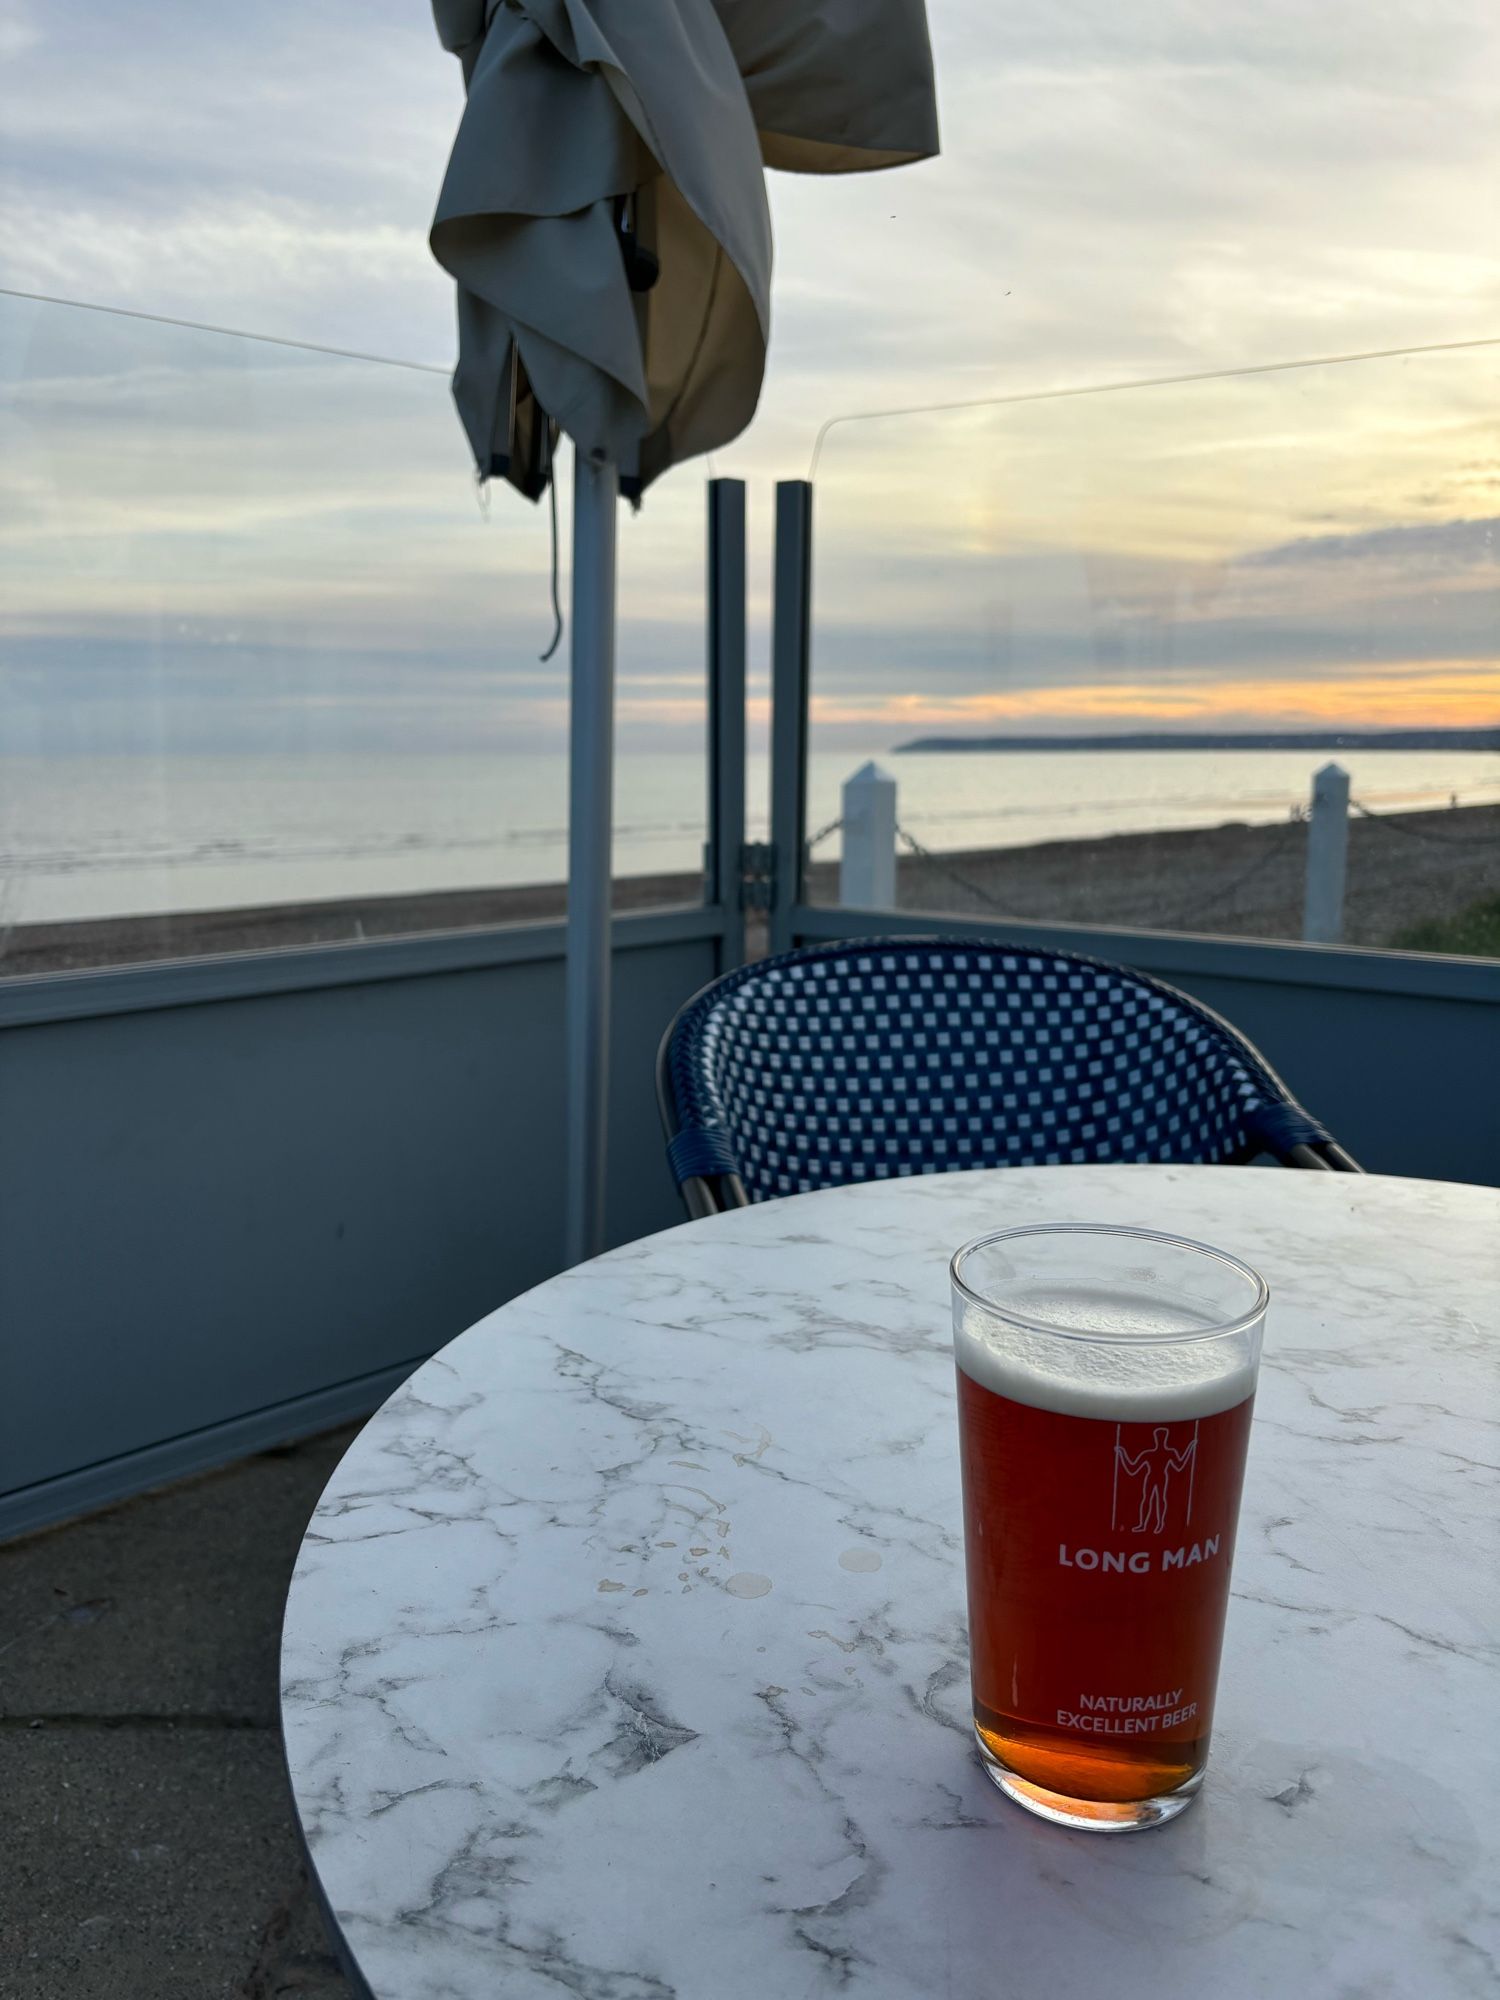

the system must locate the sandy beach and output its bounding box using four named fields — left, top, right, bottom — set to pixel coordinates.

left=4, top=803, right=1496, bottom=978
left=823, top=801, right=1500, bottom=949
